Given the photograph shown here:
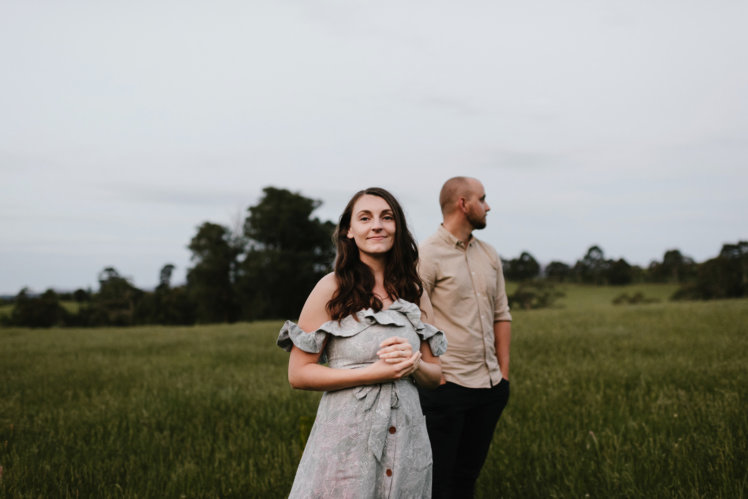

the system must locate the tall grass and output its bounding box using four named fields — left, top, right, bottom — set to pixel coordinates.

left=0, top=322, right=315, bottom=497
left=480, top=297, right=748, bottom=498
left=1, top=287, right=746, bottom=498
